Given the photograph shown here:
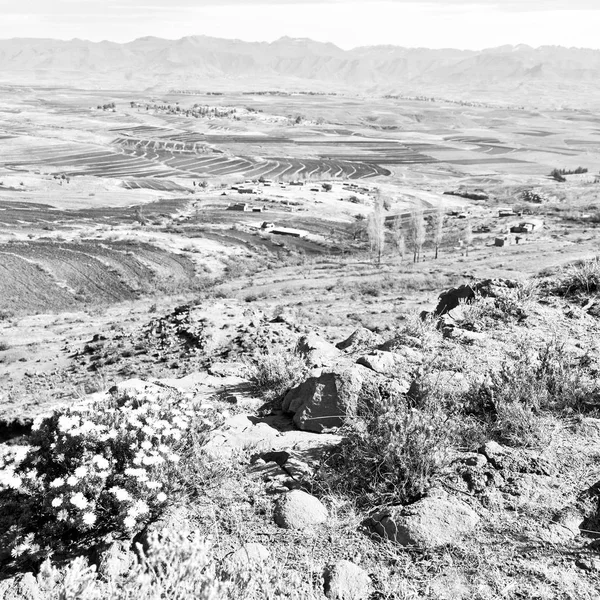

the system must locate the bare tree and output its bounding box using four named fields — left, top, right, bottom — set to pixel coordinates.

left=391, top=216, right=405, bottom=260
left=464, top=218, right=473, bottom=257
left=367, top=198, right=386, bottom=266
left=408, top=205, right=426, bottom=263
left=432, top=204, right=444, bottom=259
